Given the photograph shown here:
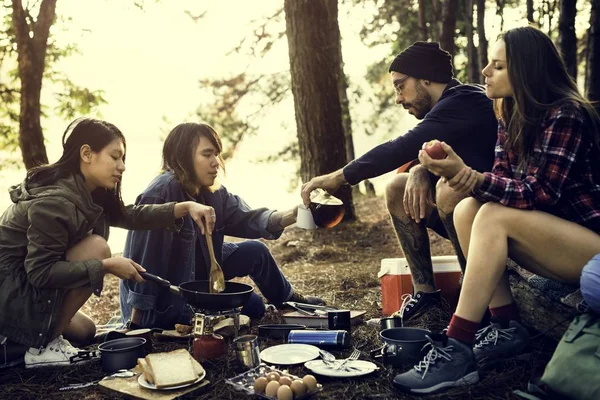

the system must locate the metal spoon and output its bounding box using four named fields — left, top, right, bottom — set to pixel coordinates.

left=59, top=369, right=136, bottom=391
